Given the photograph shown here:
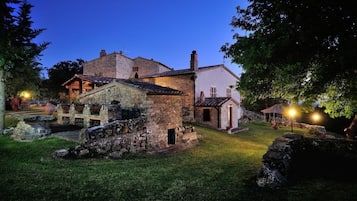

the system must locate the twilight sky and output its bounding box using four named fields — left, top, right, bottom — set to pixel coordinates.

left=28, top=0, right=248, bottom=77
